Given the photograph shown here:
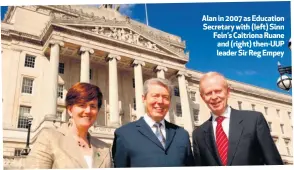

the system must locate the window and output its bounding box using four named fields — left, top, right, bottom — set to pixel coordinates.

left=89, top=69, right=92, bottom=80
left=21, top=78, right=33, bottom=94
left=58, top=63, right=64, bottom=74
left=176, top=103, right=182, bottom=117
left=284, top=139, right=291, bottom=156
left=280, top=124, right=284, bottom=134
left=288, top=112, right=291, bottom=119
left=193, top=109, right=199, bottom=122
left=57, top=84, right=64, bottom=99
left=24, top=55, right=36, bottom=68
left=17, top=106, right=31, bottom=129
left=174, top=87, right=180, bottom=97
left=251, top=104, right=255, bottom=111
left=264, top=107, right=268, bottom=115
left=133, top=98, right=136, bottom=110
left=14, top=148, right=22, bottom=157
left=190, top=91, right=196, bottom=101
left=132, top=78, right=135, bottom=88
left=276, top=109, right=280, bottom=117
left=238, top=101, right=242, bottom=110
left=56, top=110, right=63, bottom=120
left=268, top=122, right=272, bottom=132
